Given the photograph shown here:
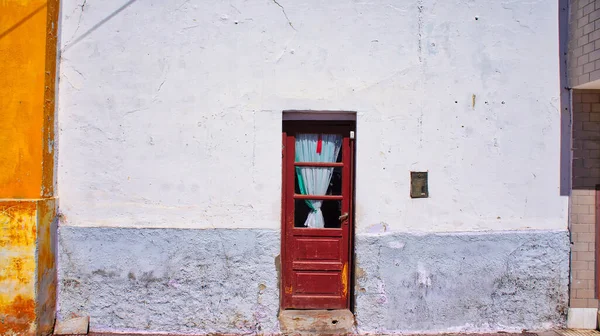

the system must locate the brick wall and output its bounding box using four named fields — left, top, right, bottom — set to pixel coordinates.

left=571, top=90, right=600, bottom=308
left=569, top=0, right=600, bottom=87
